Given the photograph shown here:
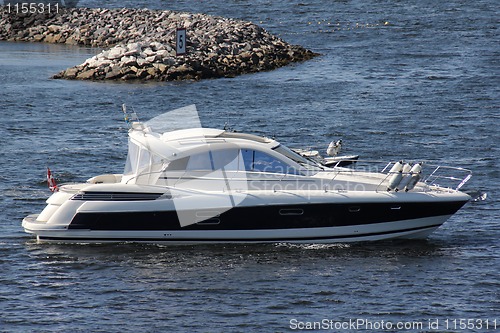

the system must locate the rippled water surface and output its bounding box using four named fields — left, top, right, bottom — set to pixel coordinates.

left=0, top=0, right=498, bottom=332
